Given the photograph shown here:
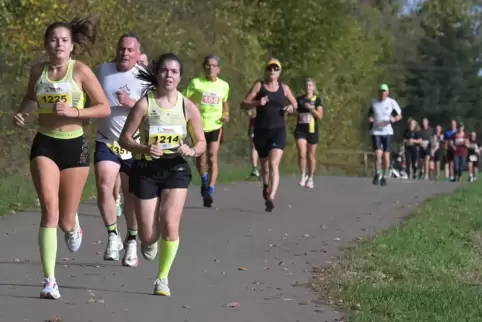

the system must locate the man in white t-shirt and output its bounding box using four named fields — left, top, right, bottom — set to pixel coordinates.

left=94, top=33, right=156, bottom=267
left=368, top=83, right=403, bottom=186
